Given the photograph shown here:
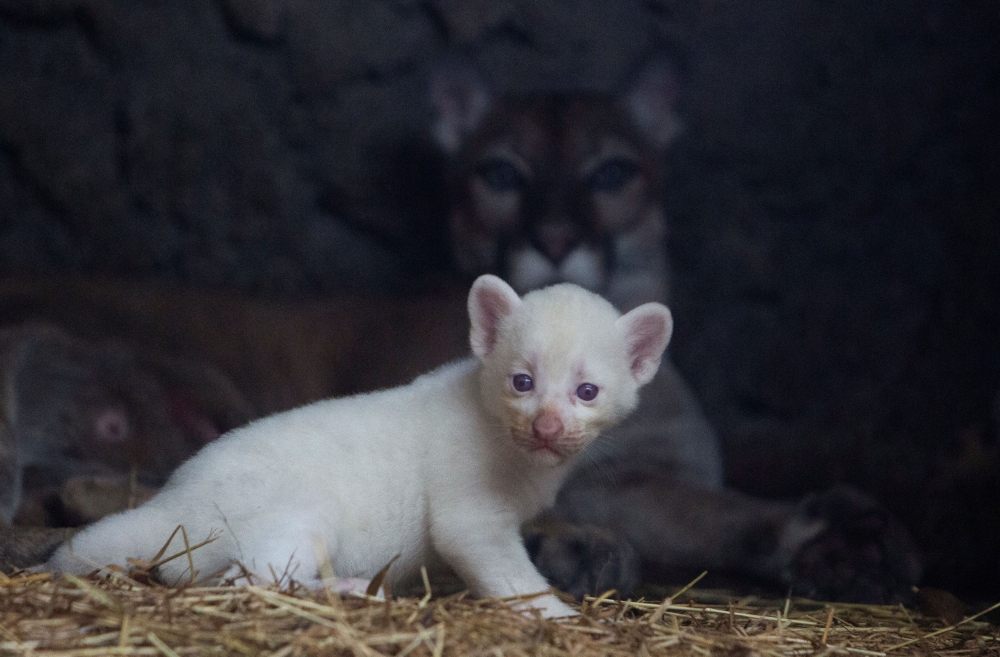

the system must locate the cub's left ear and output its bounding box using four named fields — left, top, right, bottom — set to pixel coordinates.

left=617, top=303, right=673, bottom=385
left=468, top=275, right=521, bottom=360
